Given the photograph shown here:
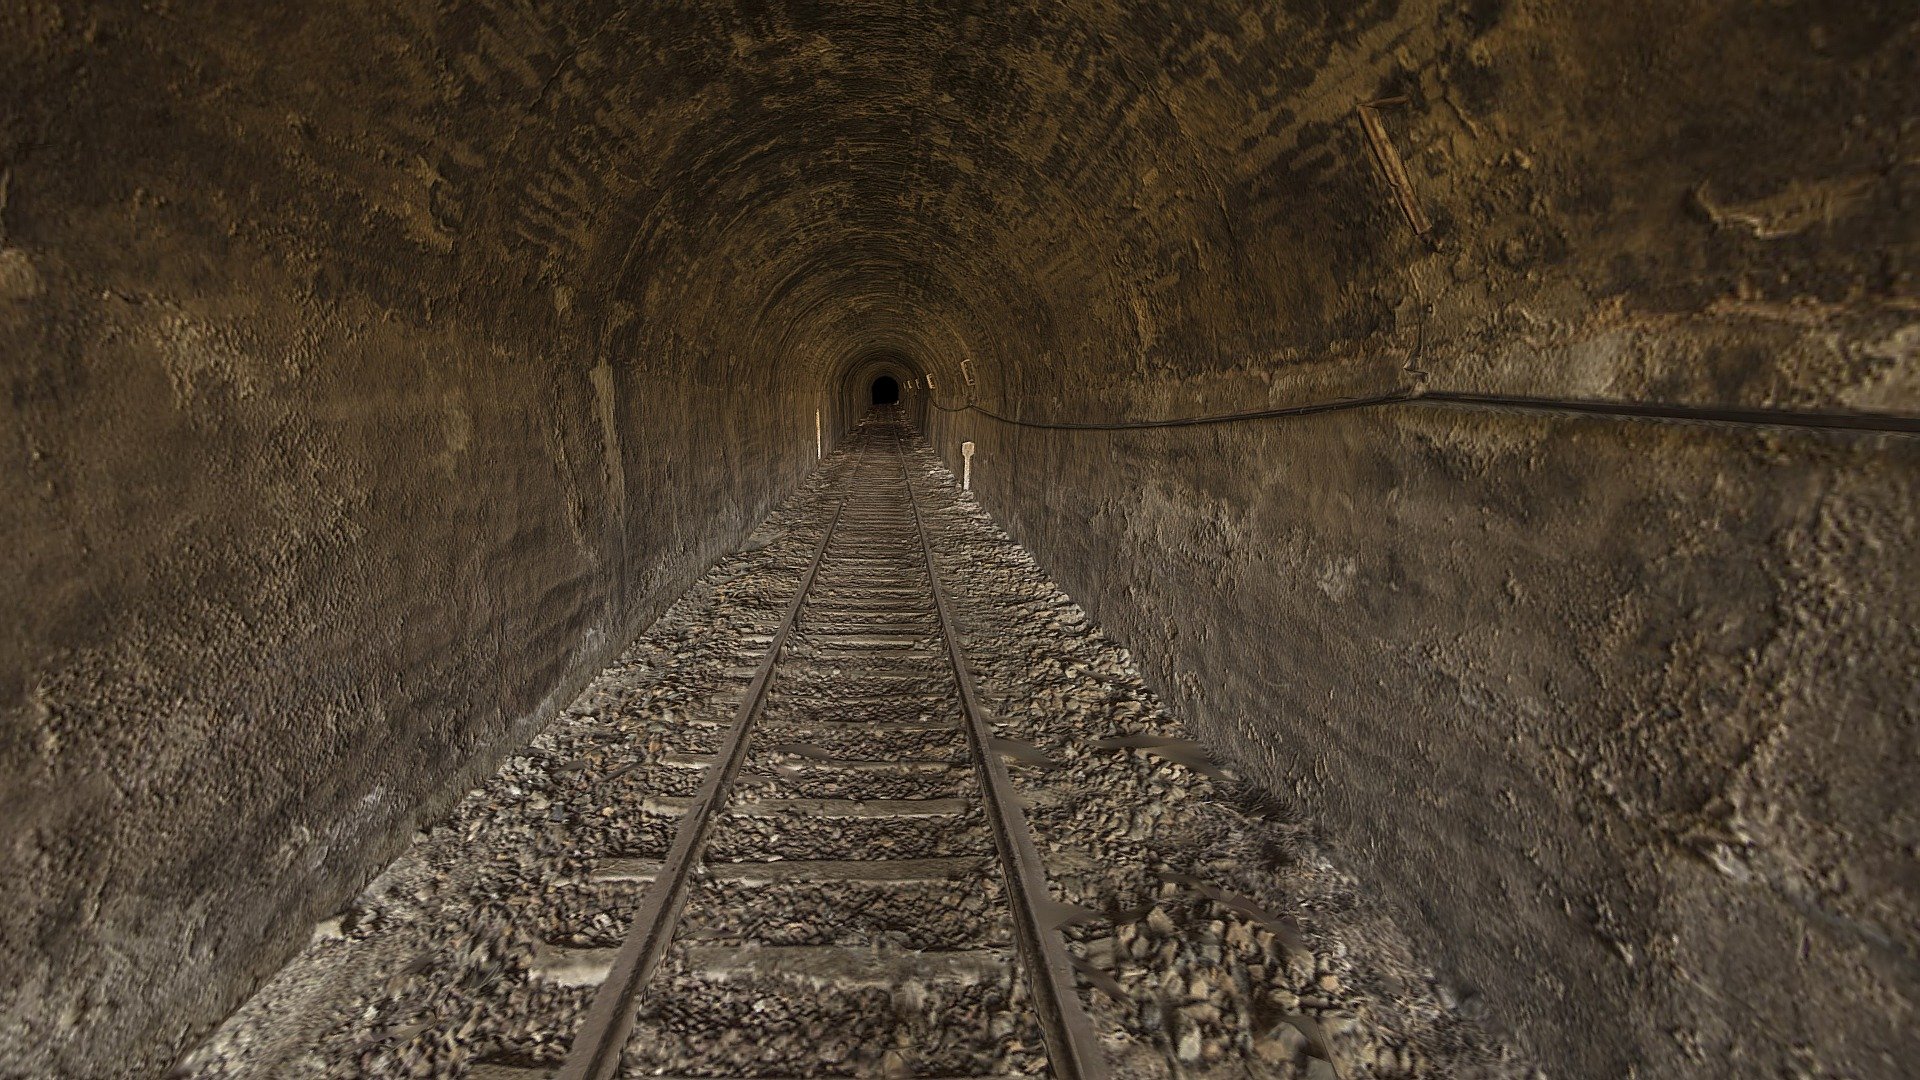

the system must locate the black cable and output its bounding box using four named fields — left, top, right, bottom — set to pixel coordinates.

left=926, top=292, right=1919, bottom=436
left=925, top=387, right=1920, bottom=436
left=1418, top=391, right=1920, bottom=434
left=959, top=388, right=1419, bottom=430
